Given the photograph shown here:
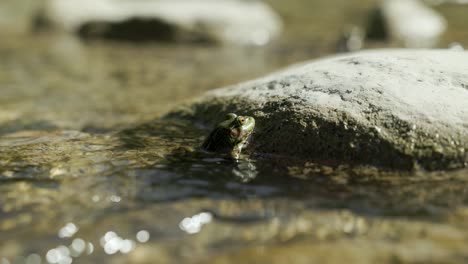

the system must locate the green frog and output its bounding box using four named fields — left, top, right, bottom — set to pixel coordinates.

left=202, top=113, right=255, bottom=160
